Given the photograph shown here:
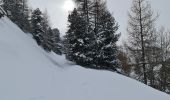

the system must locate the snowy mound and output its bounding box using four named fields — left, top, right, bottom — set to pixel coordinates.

left=0, top=17, right=170, bottom=100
